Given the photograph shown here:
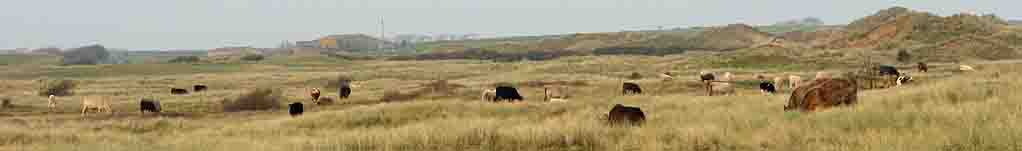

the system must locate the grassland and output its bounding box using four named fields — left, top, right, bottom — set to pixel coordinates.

left=1, top=53, right=1021, bottom=151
